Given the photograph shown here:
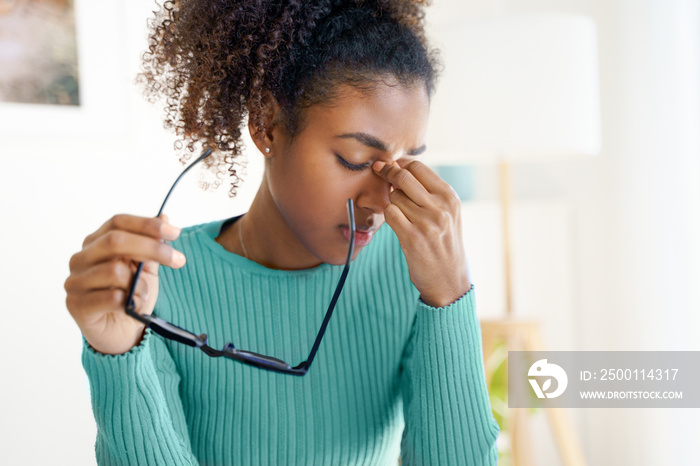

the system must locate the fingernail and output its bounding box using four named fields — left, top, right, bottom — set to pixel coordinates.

left=373, top=161, right=386, bottom=171
left=162, top=223, right=181, bottom=241
left=172, top=250, right=186, bottom=267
